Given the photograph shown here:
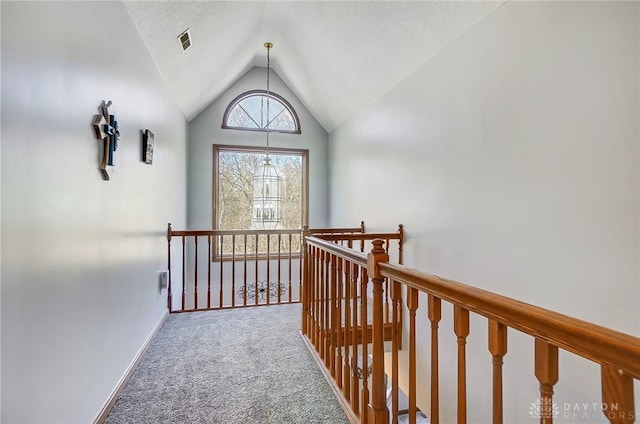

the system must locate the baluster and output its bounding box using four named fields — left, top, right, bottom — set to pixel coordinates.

left=601, top=365, right=635, bottom=424
left=207, top=235, right=211, bottom=309
left=398, top=224, right=404, bottom=265
left=343, top=258, right=352, bottom=402
left=316, top=249, right=322, bottom=355
left=488, top=320, right=507, bottom=424
left=428, top=294, right=442, bottom=424
left=299, top=233, right=303, bottom=303
left=383, top=239, right=389, bottom=323
left=277, top=233, right=282, bottom=304
left=219, top=234, right=223, bottom=308
left=319, top=250, right=326, bottom=357
left=313, top=247, right=323, bottom=353
left=255, top=233, right=259, bottom=306
left=351, top=262, right=360, bottom=417
left=194, top=236, right=198, bottom=309
left=181, top=235, right=186, bottom=311
left=329, top=254, right=337, bottom=377
left=454, top=305, right=470, bottom=424
left=310, top=245, right=317, bottom=346
left=301, top=230, right=308, bottom=334
left=305, top=243, right=313, bottom=339
left=335, top=256, right=343, bottom=387
left=535, top=339, right=559, bottom=424
left=301, top=241, right=308, bottom=334
left=231, top=234, right=235, bottom=308
left=384, top=239, right=391, bottom=323
left=384, top=276, right=390, bottom=323
left=360, top=266, right=369, bottom=424
left=310, top=245, right=317, bottom=345
left=408, top=287, right=419, bottom=424
left=288, top=233, right=293, bottom=303
left=243, top=234, right=248, bottom=306
left=324, top=251, right=331, bottom=366
left=391, top=280, right=401, bottom=424
left=267, top=233, right=271, bottom=306
left=167, top=224, right=173, bottom=312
